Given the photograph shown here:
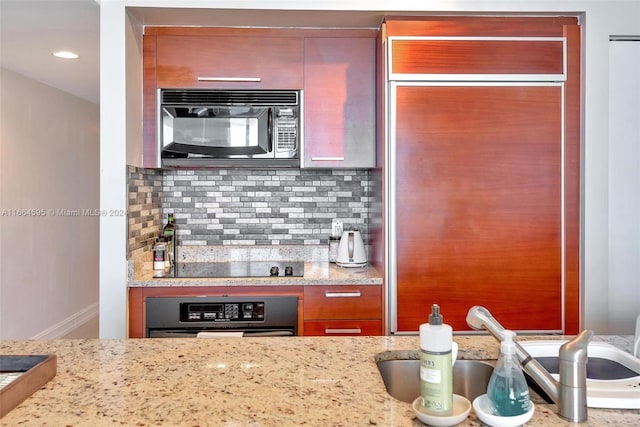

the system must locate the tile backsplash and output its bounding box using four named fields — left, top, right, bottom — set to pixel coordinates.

left=127, top=166, right=163, bottom=258
left=162, top=169, right=372, bottom=246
